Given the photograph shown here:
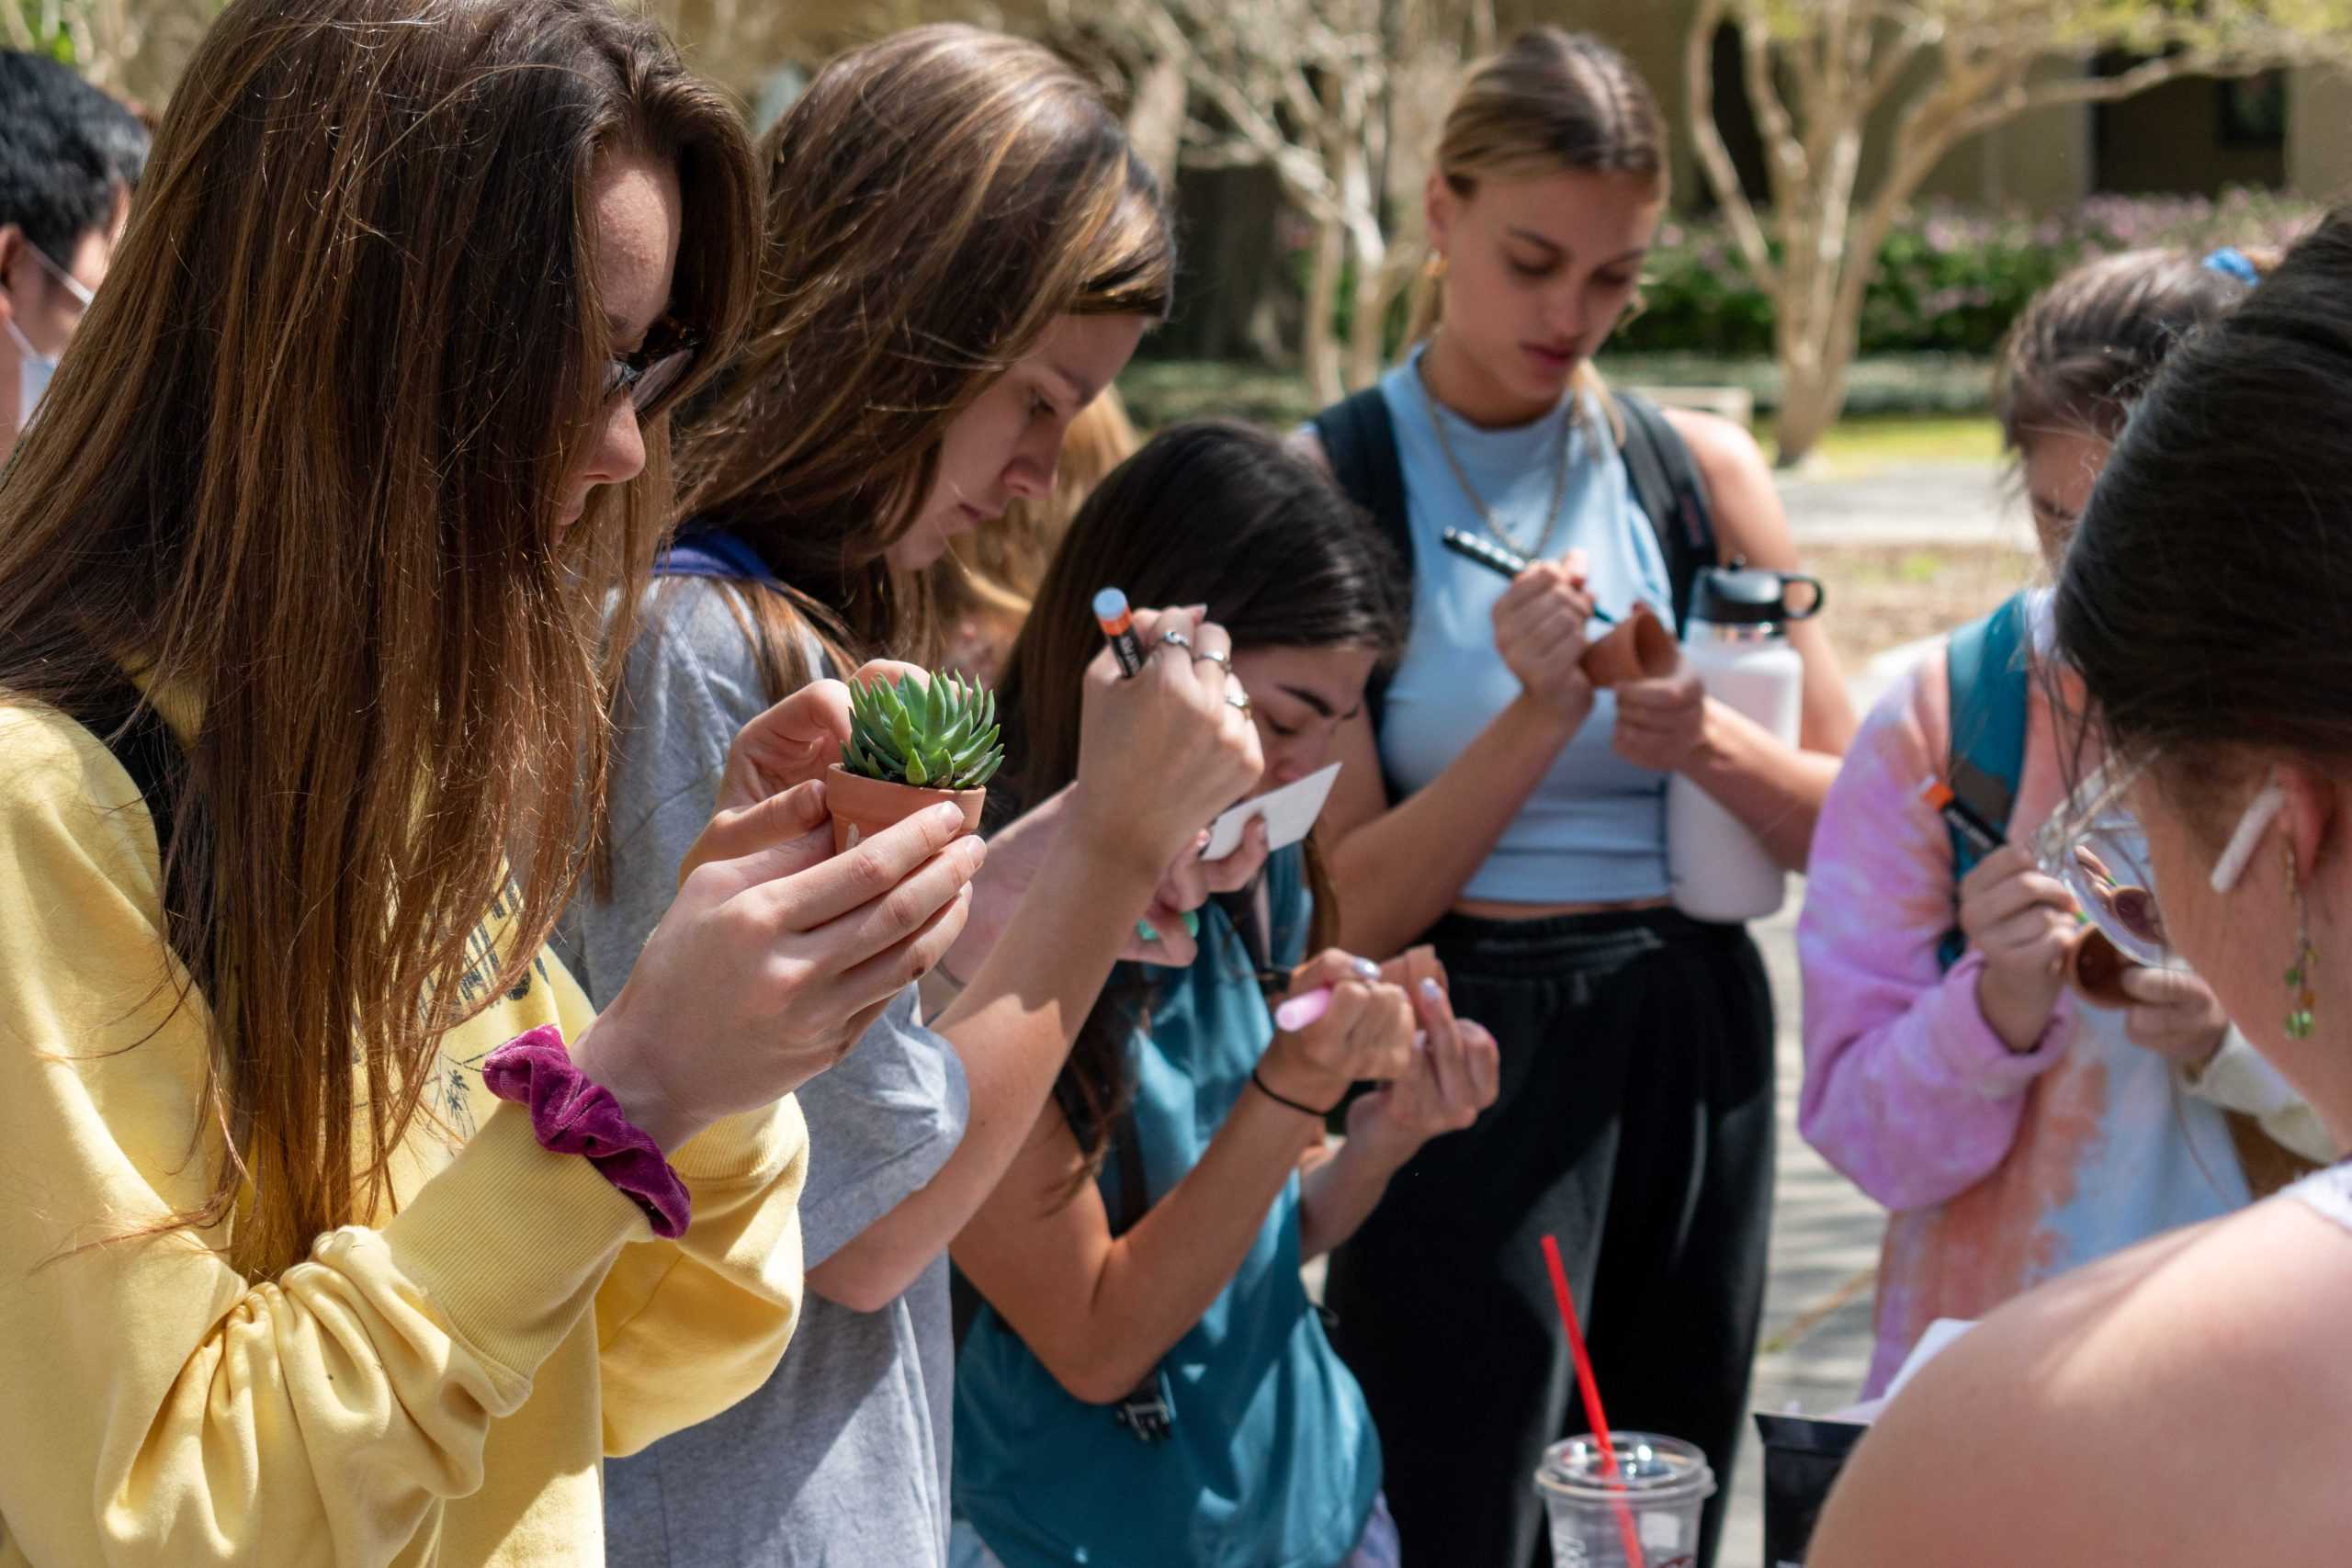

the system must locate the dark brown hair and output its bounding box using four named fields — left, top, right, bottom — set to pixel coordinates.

left=0, top=0, right=757, bottom=1279
left=2055, top=214, right=2352, bottom=803
left=671, top=24, right=1174, bottom=702
left=1997, top=248, right=2264, bottom=453
left=992, top=421, right=1408, bottom=1180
